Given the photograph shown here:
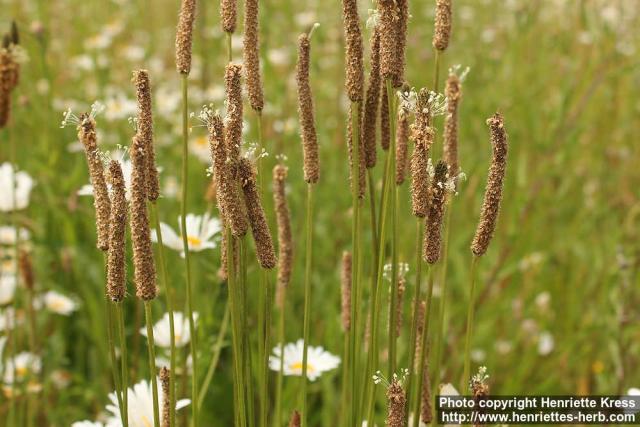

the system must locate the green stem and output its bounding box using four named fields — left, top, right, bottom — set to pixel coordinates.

left=300, top=183, right=314, bottom=427
left=412, top=266, right=434, bottom=427
left=144, top=302, right=161, bottom=427
left=431, top=206, right=452, bottom=426
left=367, top=169, right=379, bottom=263
left=226, top=228, right=247, bottom=427
left=348, top=101, right=363, bottom=426
left=116, top=302, right=129, bottom=427
left=240, top=237, right=254, bottom=426
left=226, top=32, right=232, bottom=63
left=197, top=300, right=230, bottom=409
left=150, top=202, right=177, bottom=427
left=405, top=218, right=424, bottom=423
left=364, top=80, right=397, bottom=425
left=433, top=50, right=441, bottom=93
left=461, top=256, right=480, bottom=393
left=387, top=185, right=399, bottom=375
left=180, top=74, right=199, bottom=427
left=274, top=299, right=286, bottom=427
left=106, top=299, right=125, bottom=427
